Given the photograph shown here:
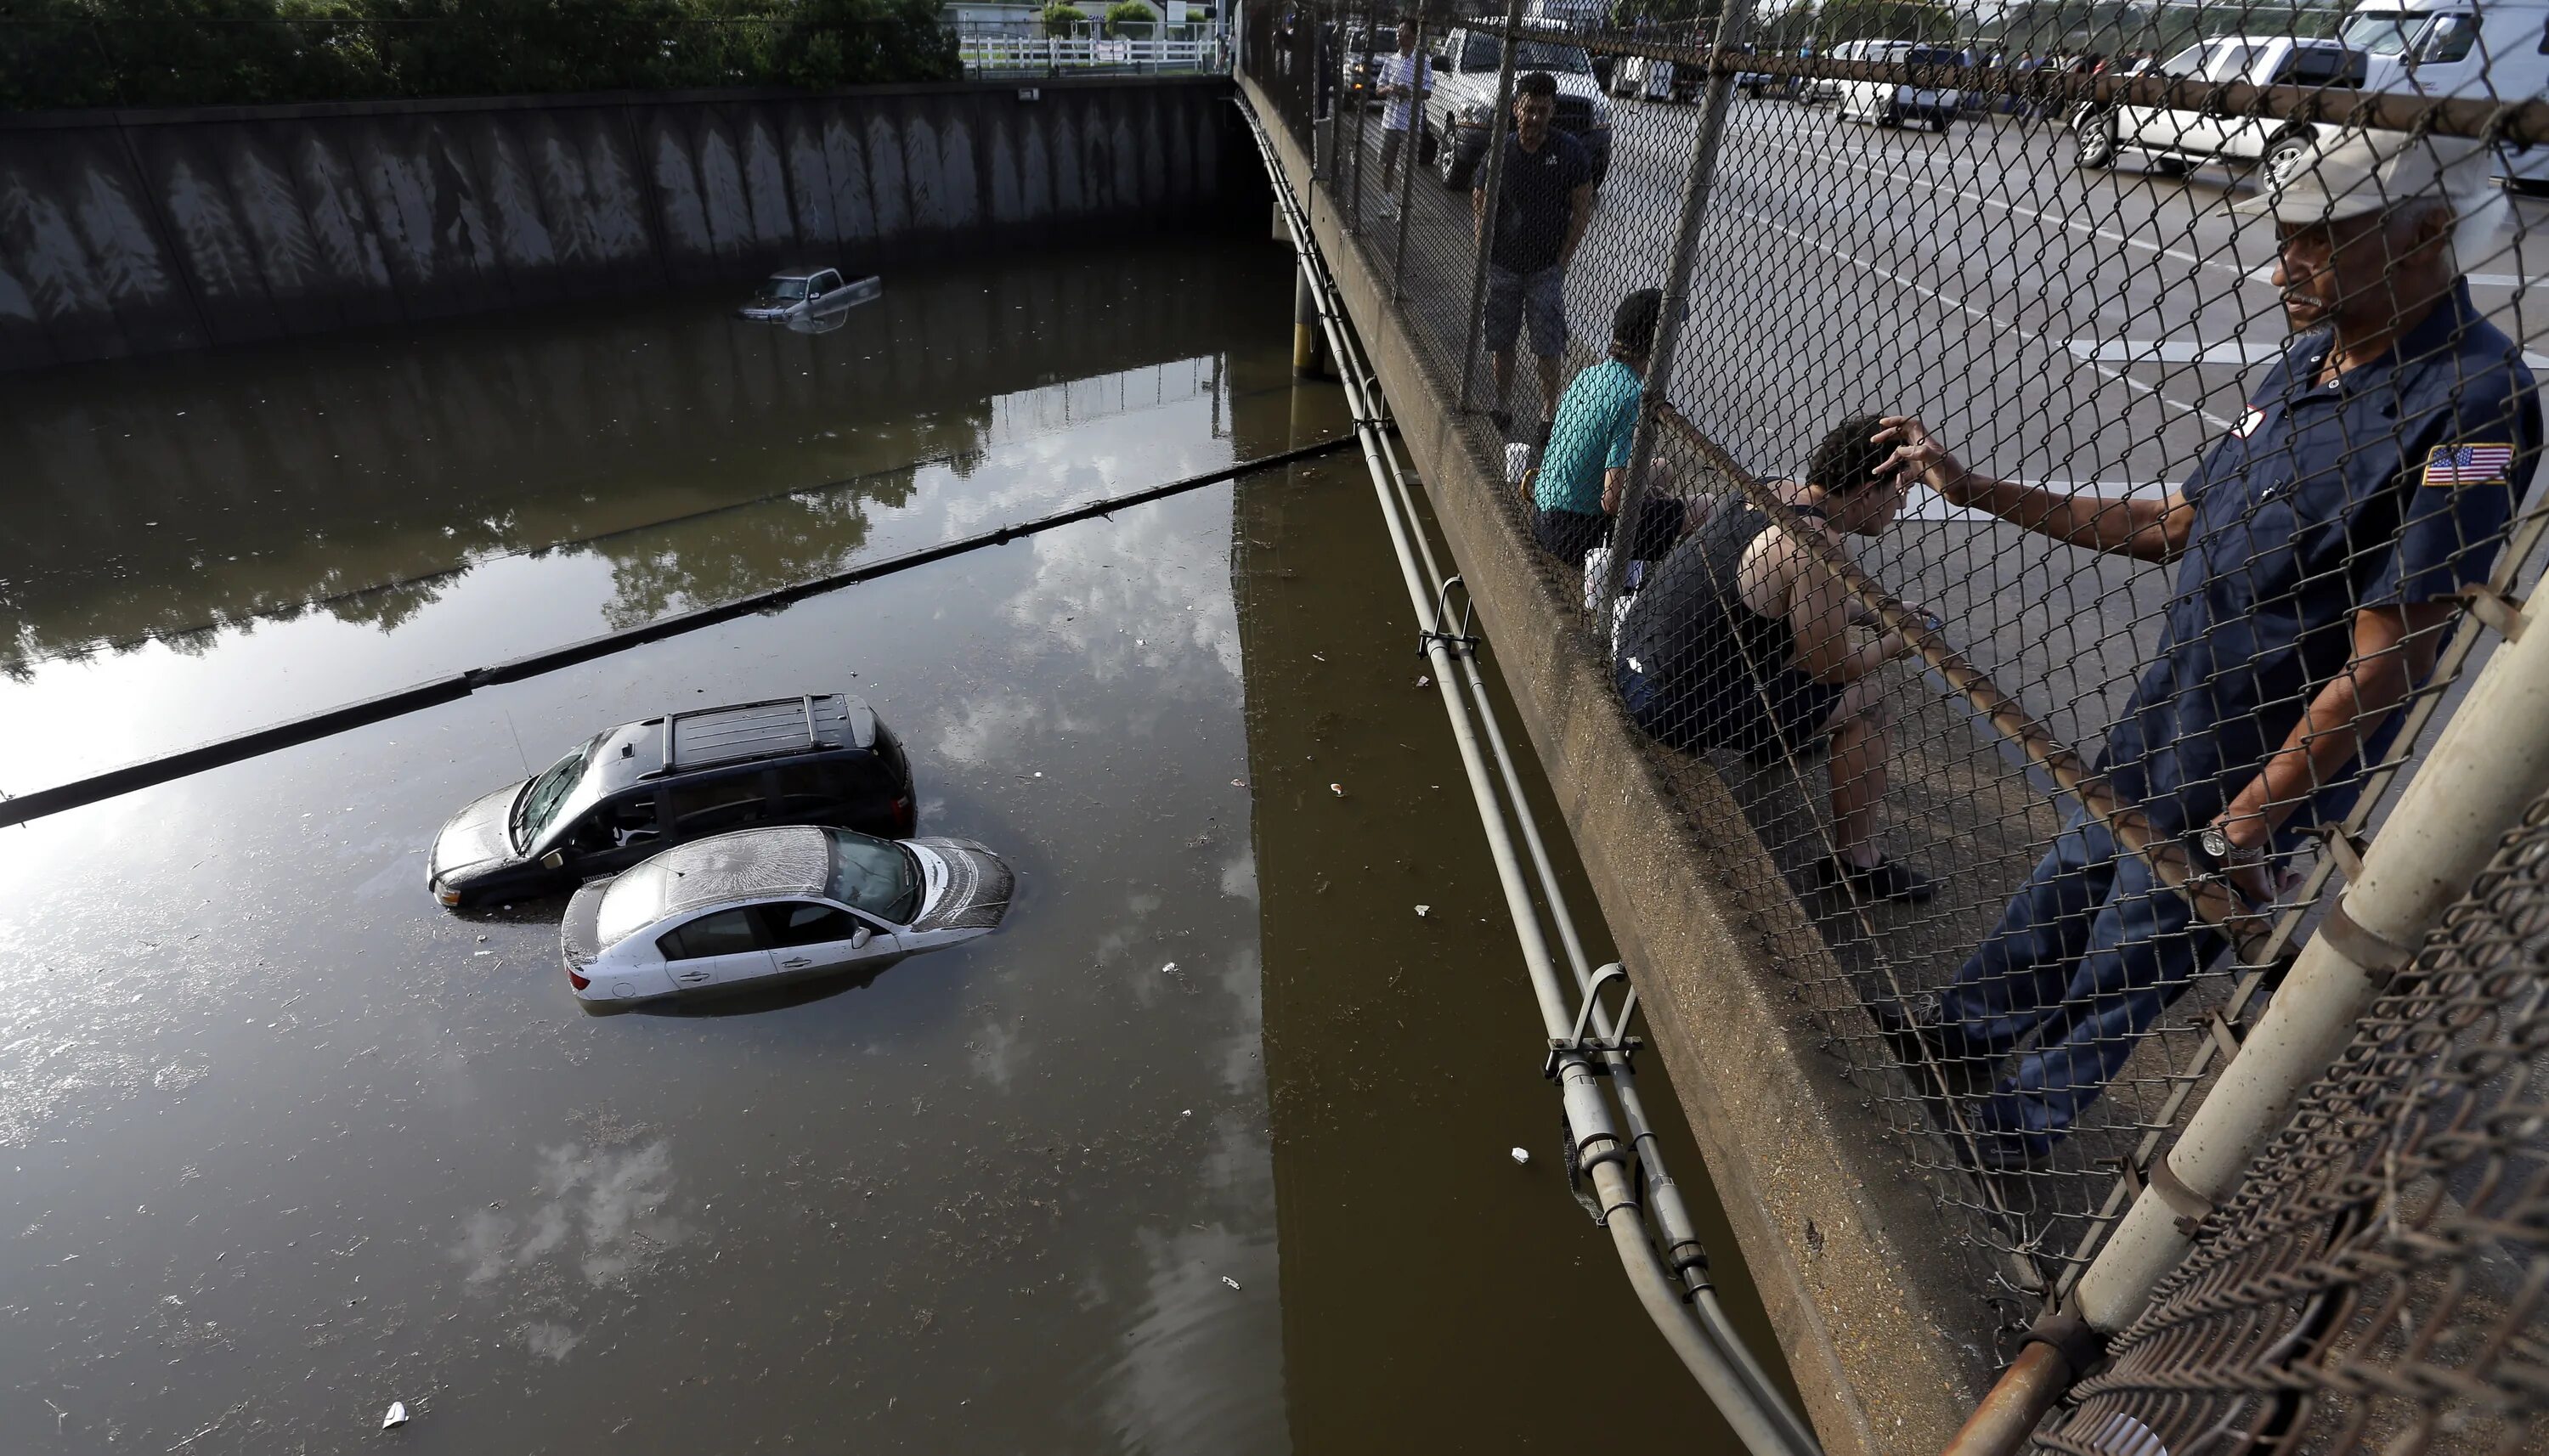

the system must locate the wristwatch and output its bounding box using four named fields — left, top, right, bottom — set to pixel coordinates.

left=2196, top=822, right=2237, bottom=866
